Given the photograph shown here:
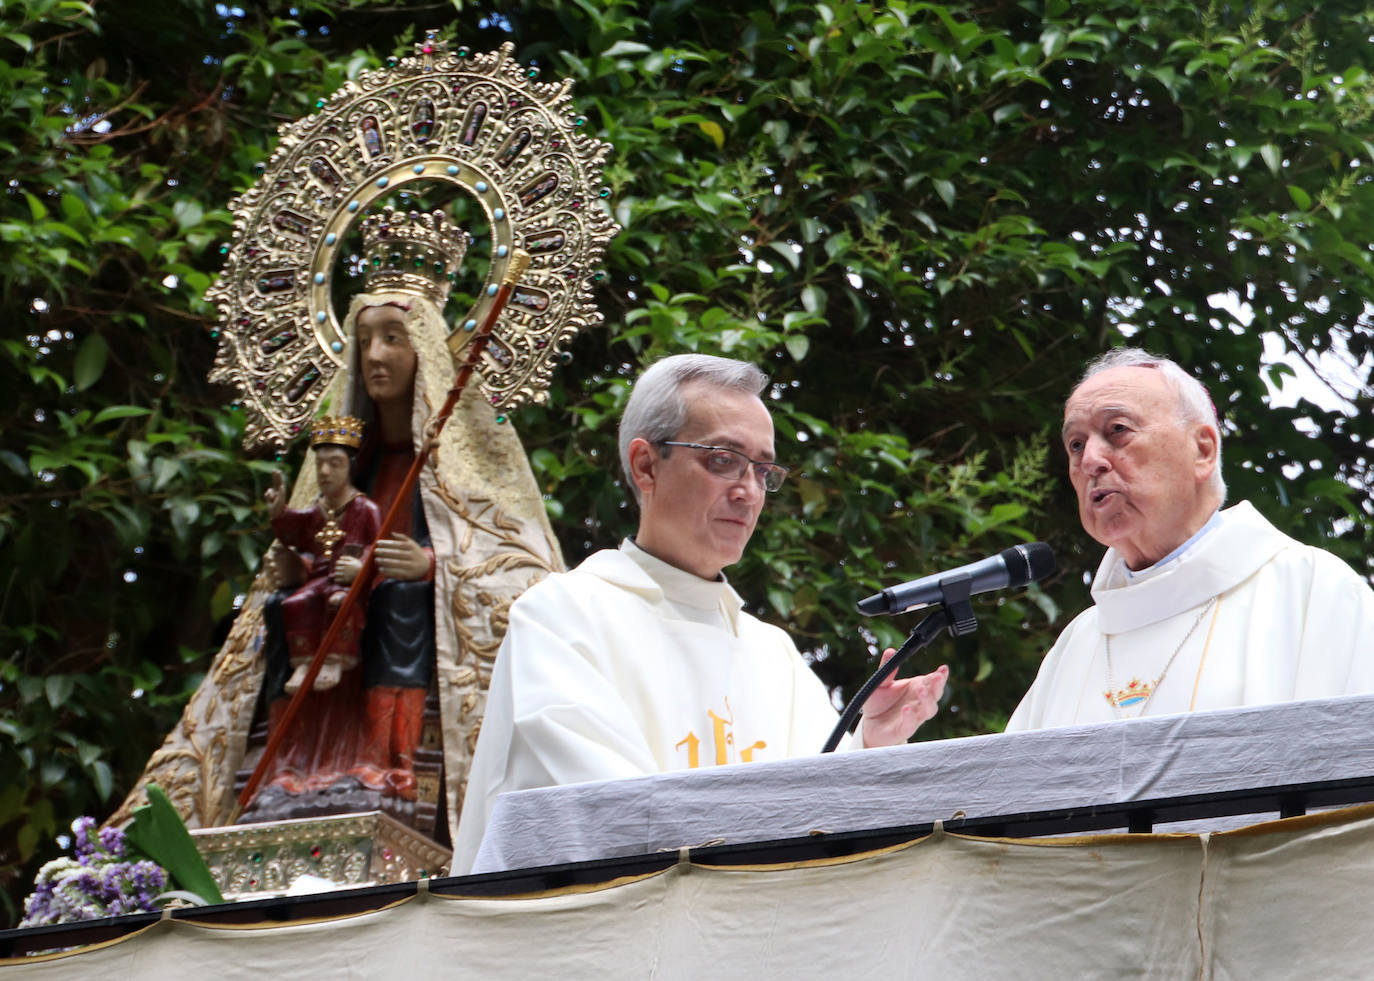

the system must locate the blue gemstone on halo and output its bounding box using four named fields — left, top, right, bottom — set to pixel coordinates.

left=313, top=273, right=325, bottom=285
left=497, top=245, right=509, bottom=258
left=446, top=165, right=459, bottom=175
left=347, top=201, right=359, bottom=213
left=376, top=177, right=389, bottom=188
left=486, top=284, right=498, bottom=297
left=475, top=181, right=488, bottom=192
left=412, top=164, right=424, bottom=174
left=325, top=233, right=337, bottom=246
left=331, top=341, right=343, bottom=353
left=316, top=311, right=327, bottom=323
left=493, top=208, right=505, bottom=220
left=464, top=319, right=477, bottom=331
